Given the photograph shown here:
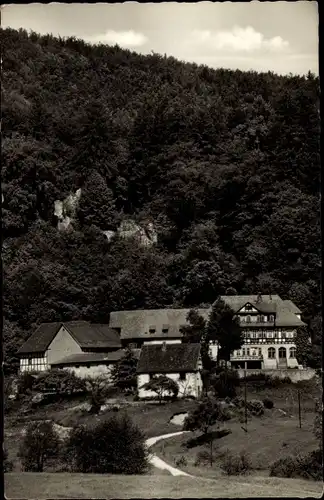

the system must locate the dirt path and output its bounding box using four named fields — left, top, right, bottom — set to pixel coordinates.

left=146, top=431, right=191, bottom=476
